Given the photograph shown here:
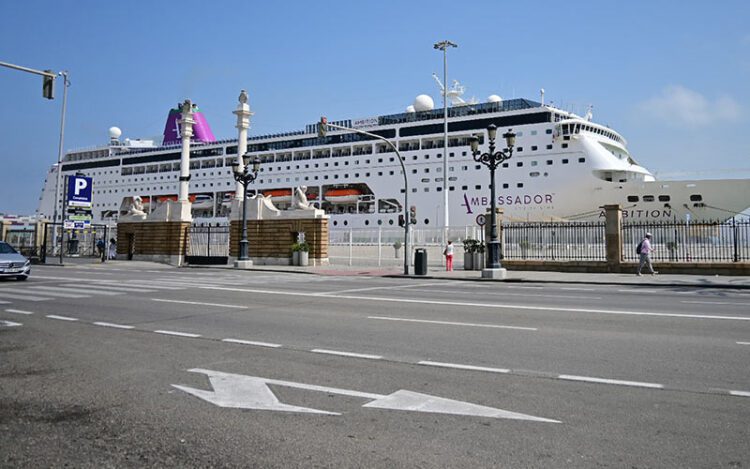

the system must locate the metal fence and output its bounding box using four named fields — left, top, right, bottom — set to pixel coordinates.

left=501, top=222, right=606, bottom=261
left=186, top=225, right=230, bottom=258
left=40, top=223, right=115, bottom=262
left=622, top=218, right=750, bottom=263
